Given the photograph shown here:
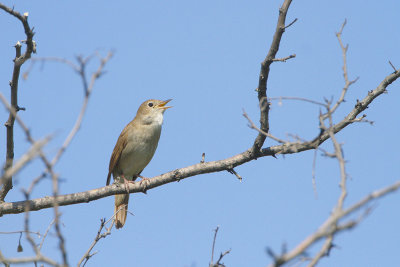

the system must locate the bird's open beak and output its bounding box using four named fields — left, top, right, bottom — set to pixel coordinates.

left=158, top=99, right=173, bottom=110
